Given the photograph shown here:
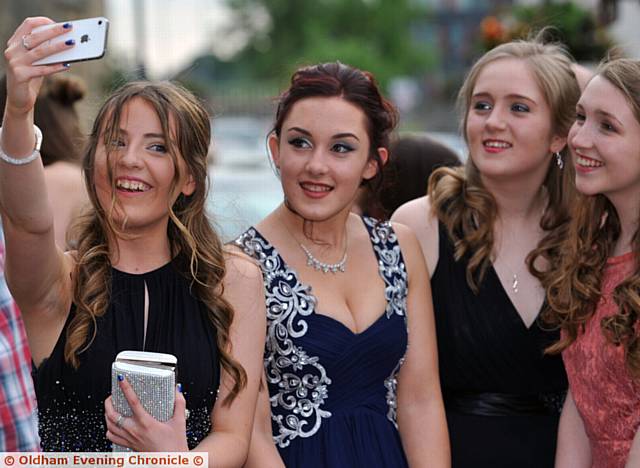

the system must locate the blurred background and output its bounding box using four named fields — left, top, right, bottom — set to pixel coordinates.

left=0, top=0, right=634, bottom=239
